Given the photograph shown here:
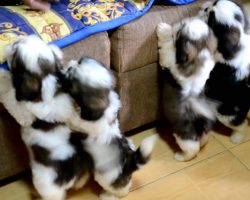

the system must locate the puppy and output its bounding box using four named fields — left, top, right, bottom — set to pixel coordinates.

left=157, top=18, right=217, bottom=161
left=204, top=0, right=250, bottom=143
left=4, top=35, right=108, bottom=200
left=61, top=58, right=158, bottom=200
